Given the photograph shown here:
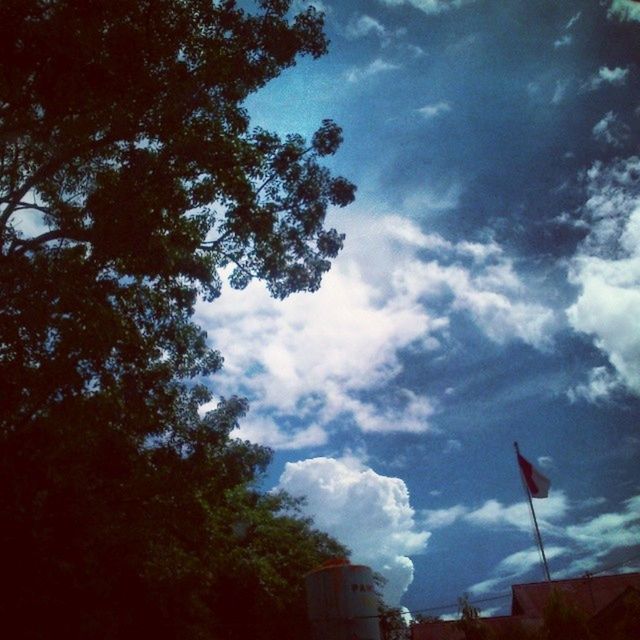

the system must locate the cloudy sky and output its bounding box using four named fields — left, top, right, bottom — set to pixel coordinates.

left=197, top=0, right=640, bottom=616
